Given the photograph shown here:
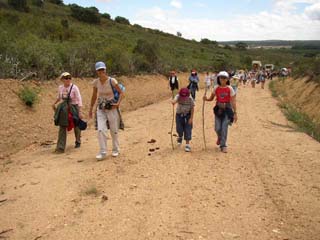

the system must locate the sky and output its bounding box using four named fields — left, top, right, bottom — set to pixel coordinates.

left=63, top=0, right=320, bottom=41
